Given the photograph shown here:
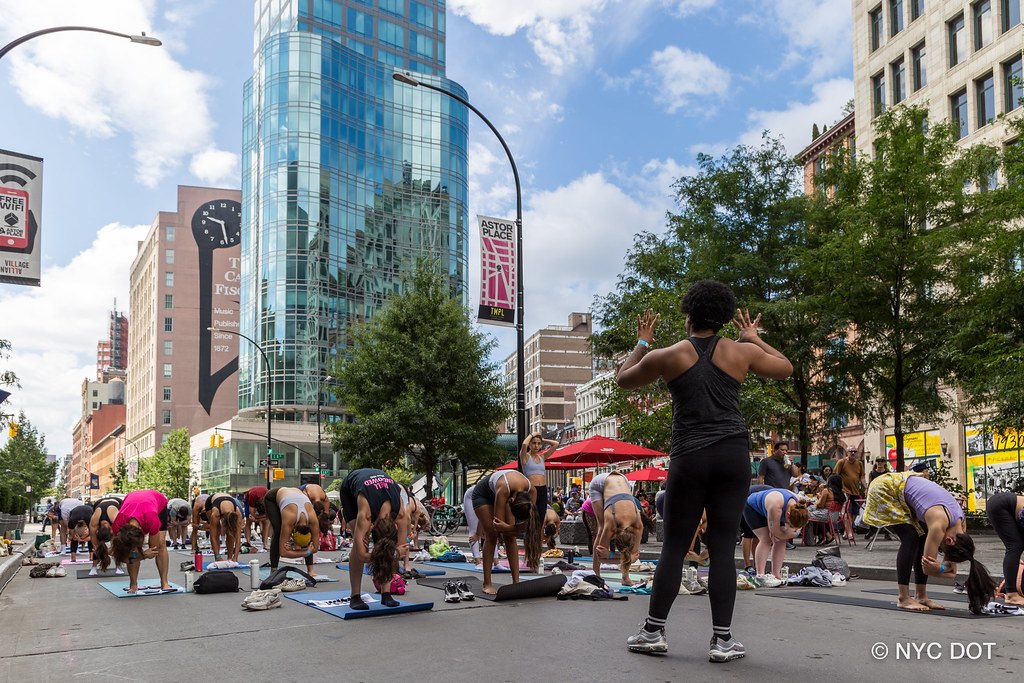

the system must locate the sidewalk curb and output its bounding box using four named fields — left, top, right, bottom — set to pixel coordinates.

left=0, top=543, right=32, bottom=595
